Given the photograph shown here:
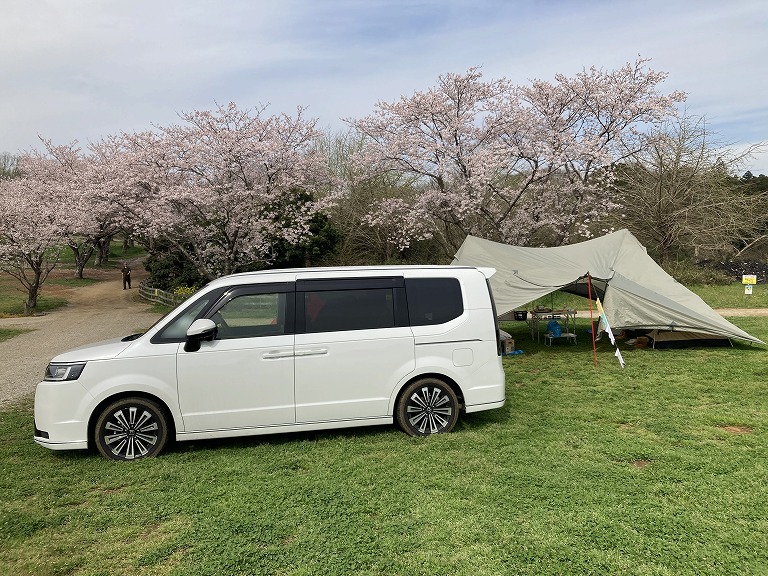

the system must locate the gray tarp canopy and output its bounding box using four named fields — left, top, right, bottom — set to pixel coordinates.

left=452, top=229, right=764, bottom=345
